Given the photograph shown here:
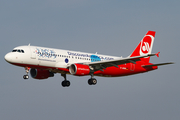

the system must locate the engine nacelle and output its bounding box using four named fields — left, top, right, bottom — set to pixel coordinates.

left=69, top=64, right=90, bottom=76
left=30, top=69, right=54, bottom=80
